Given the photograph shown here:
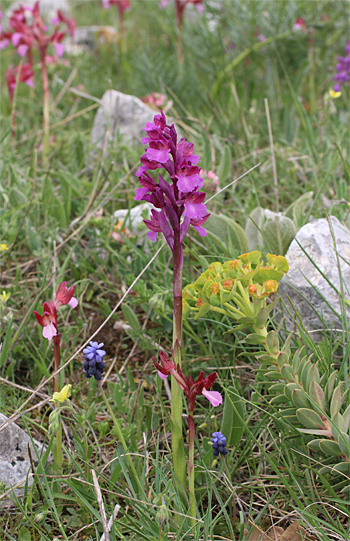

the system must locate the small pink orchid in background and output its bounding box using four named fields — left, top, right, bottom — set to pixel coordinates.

left=200, top=169, right=219, bottom=193
left=5, top=62, right=35, bottom=140
left=33, top=281, right=78, bottom=341
left=140, top=92, right=167, bottom=109
left=5, top=63, right=34, bottom=103
left=1, top=1, right=75, bottom=155
left=292, top=17, right=308, bottom=33
left=159, top=0, right=205, bottom=62
left=102, top=0, right=131, bottom=45
left=51, top=10, right=76, bottom=37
